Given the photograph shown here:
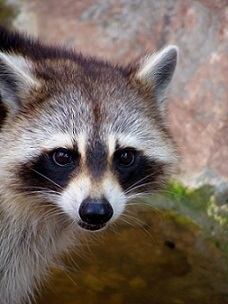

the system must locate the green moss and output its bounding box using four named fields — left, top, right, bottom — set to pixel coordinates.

left=144, top=181, right=227, bottom=255
left=165, top=181, right=214, bottom=212
left=165, top=209, right=201, bottom=229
